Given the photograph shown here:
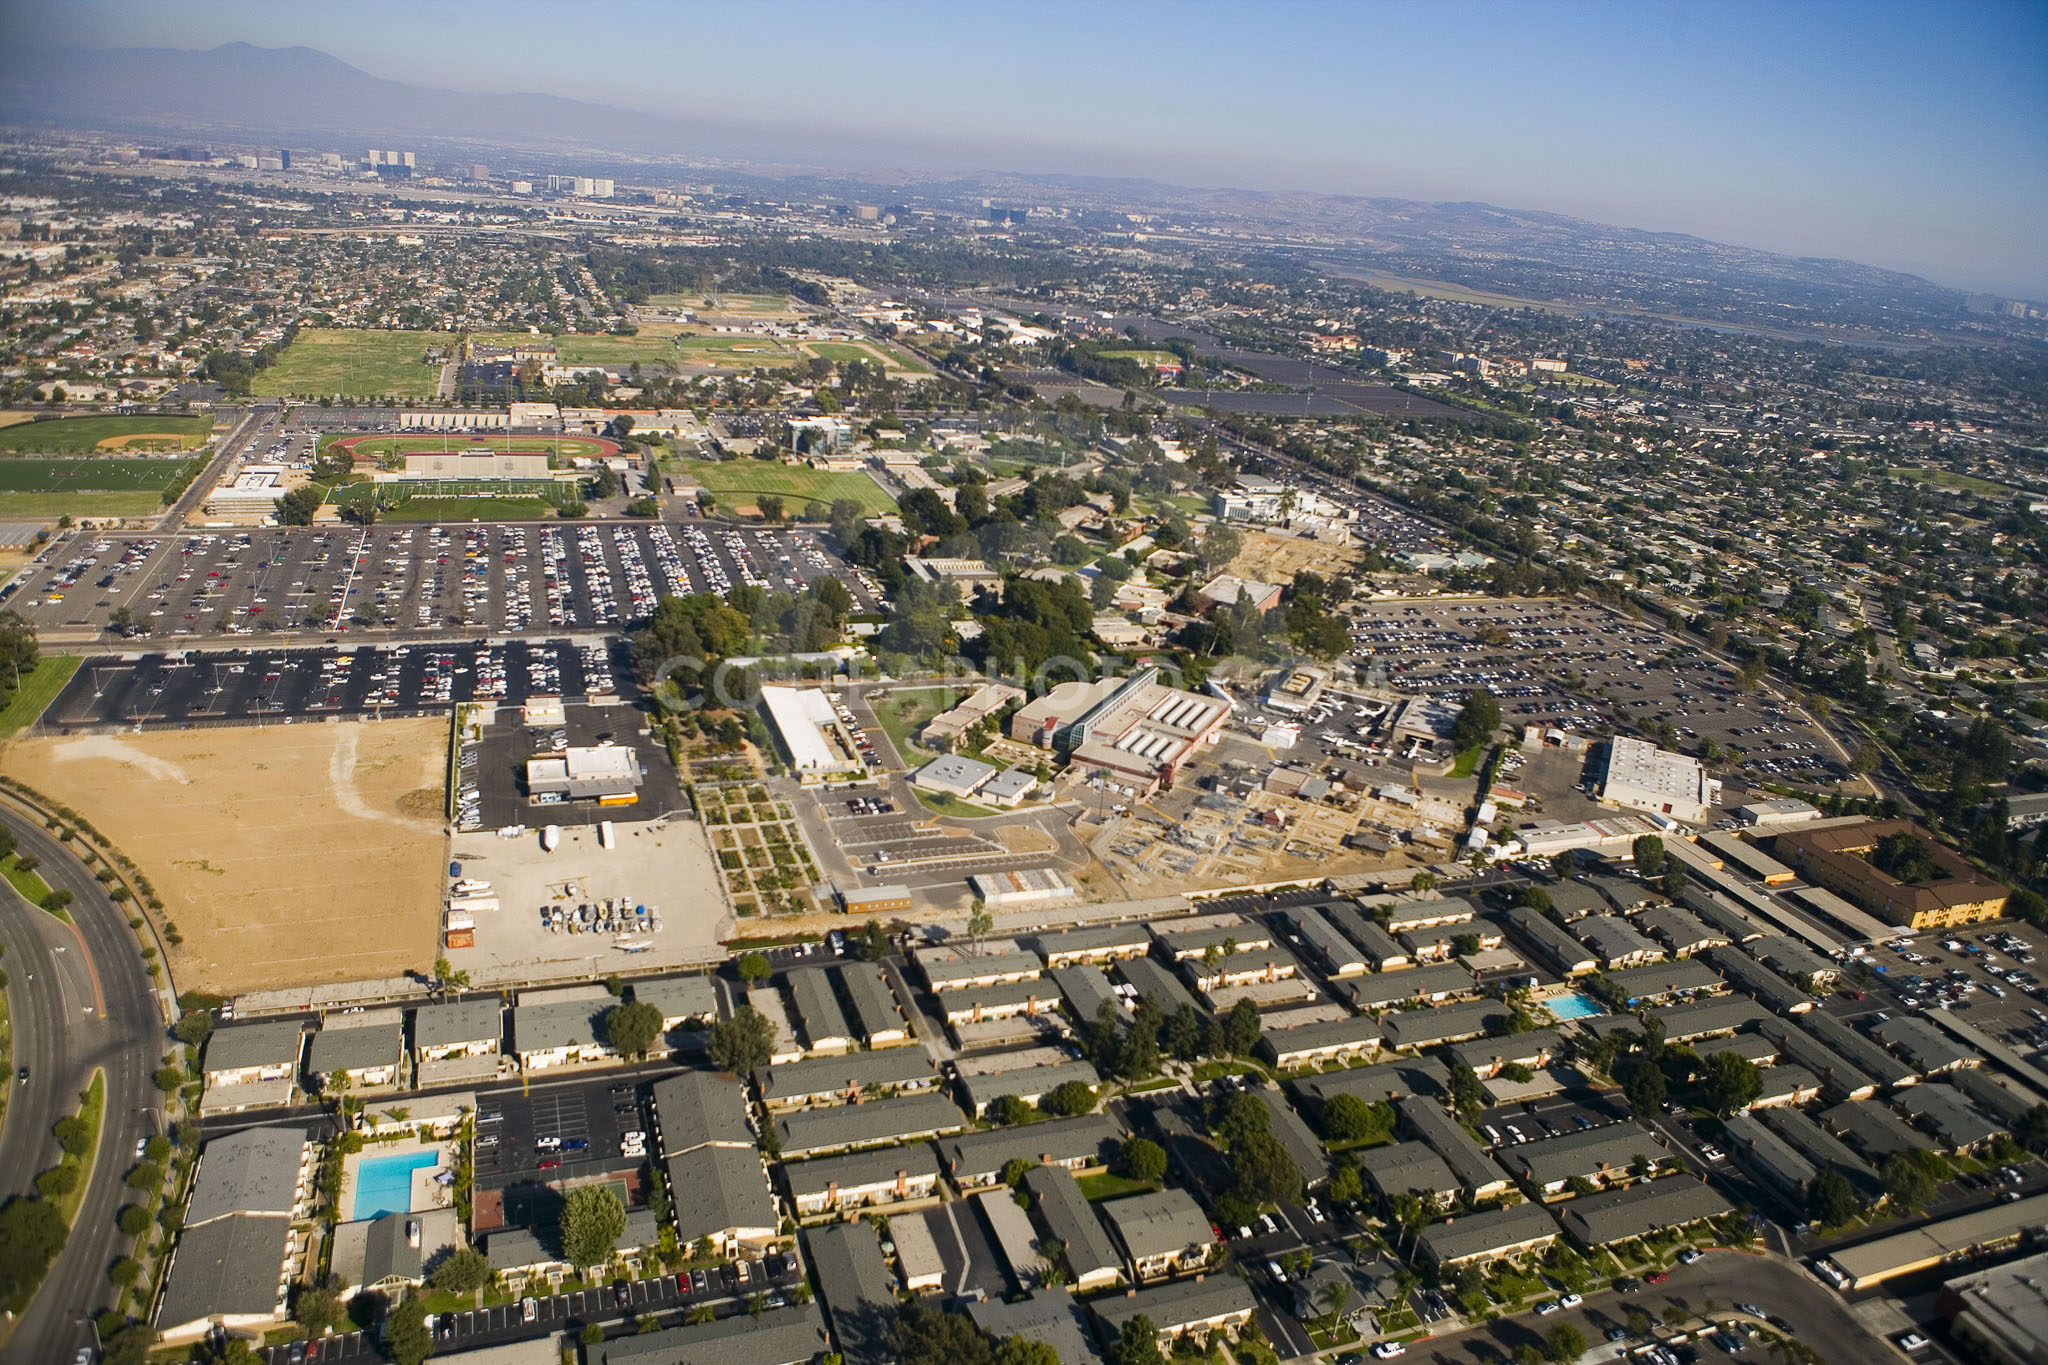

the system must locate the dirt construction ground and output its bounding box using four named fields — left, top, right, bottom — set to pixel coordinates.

left=3, top=719, right=447, bottom=994
left=1228, top=529, right=1363, bottom=584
